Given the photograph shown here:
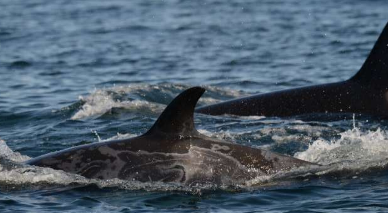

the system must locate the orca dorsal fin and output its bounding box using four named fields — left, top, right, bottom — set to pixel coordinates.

left=145, top=87, right=205, bottom=136
left=350, top=22, right=388, bottom=85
